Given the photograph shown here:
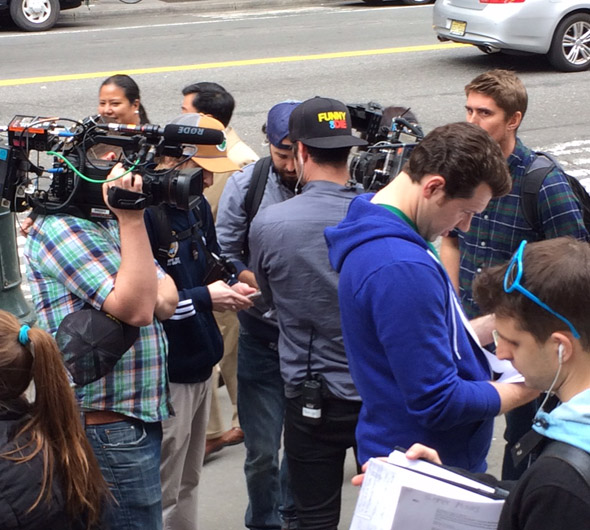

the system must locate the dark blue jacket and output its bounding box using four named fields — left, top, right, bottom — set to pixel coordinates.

left=145, top=200, right=223, bottom=384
